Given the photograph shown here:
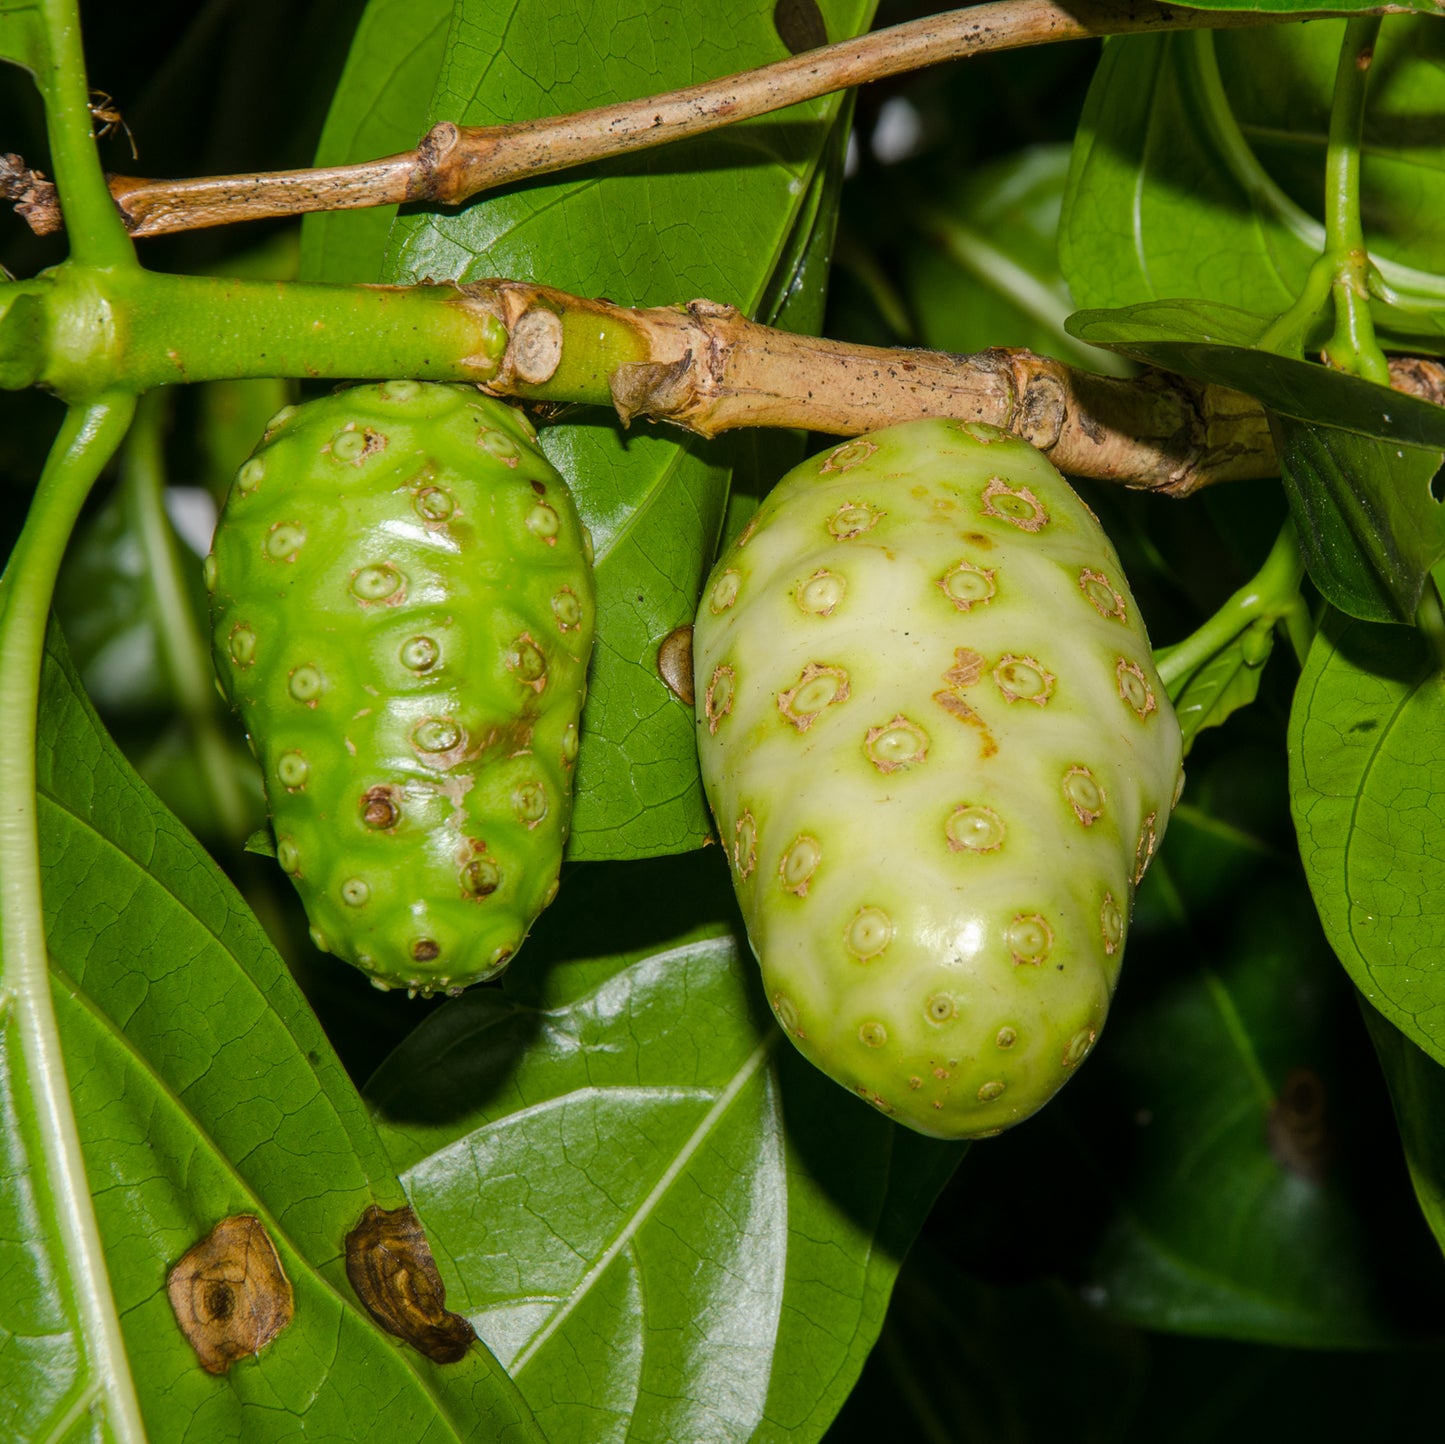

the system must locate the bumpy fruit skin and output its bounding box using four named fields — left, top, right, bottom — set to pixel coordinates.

left=207, top=381, right=595, bottom=994
left=692, top=419, right=1183, bottom=1139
